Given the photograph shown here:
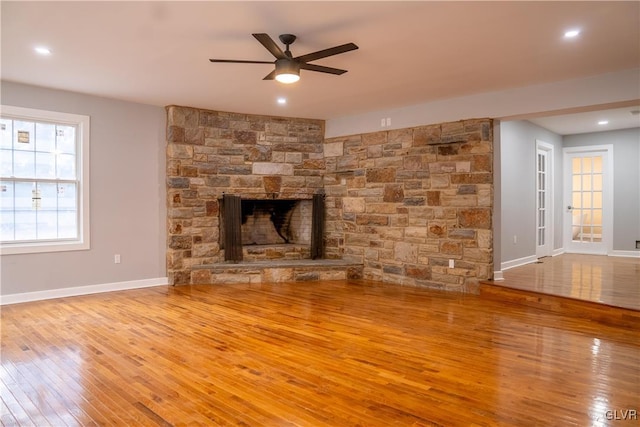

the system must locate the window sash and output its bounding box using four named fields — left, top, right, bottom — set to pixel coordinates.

left=1, top=178, right=80, bottom=244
